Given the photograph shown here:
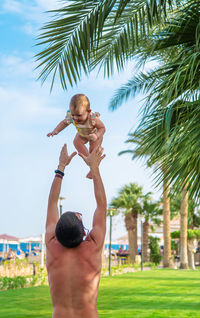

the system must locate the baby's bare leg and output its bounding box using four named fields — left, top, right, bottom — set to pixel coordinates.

left=86, top=136, right=103, bottom=179
left=73, top=133, right=89, bottom=156
left=74, top=134, right=92, bottom=179
left=89, top=135, right=103, bottom=153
